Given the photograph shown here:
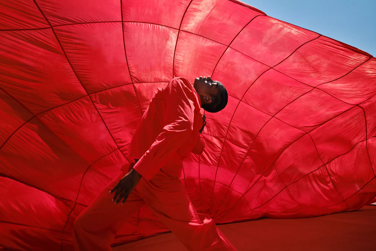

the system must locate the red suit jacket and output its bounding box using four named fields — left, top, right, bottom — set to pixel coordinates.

left=128, top=77, right=205, bottom=181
